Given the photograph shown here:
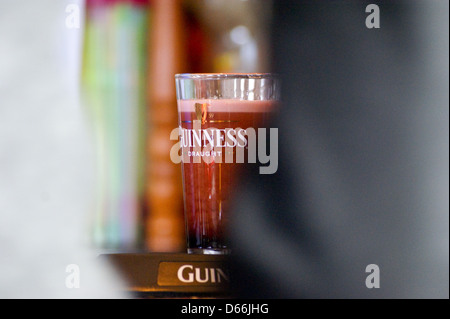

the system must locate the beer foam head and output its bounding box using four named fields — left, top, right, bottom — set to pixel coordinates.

left=177, top=99, right=277, bottom=113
